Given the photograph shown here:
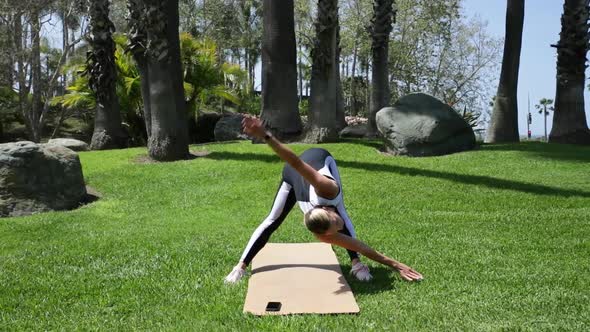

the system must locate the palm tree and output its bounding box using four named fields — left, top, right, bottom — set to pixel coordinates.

left=87, top=0, right=126, bottom=150
left=305, top=0, right=341, bottom=143
left=549, top=0, right=590, bottom=144
left=52, top=33, right=242, bottom=146
left=535, top=98, right=554, bottom=142
left=127, top=0, right=189, bottom=161
left=367, top=0, right=395, bottom=137
left=486, top=0, right=524, bottom=143
left=260, top=0, right=302, bottom=139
